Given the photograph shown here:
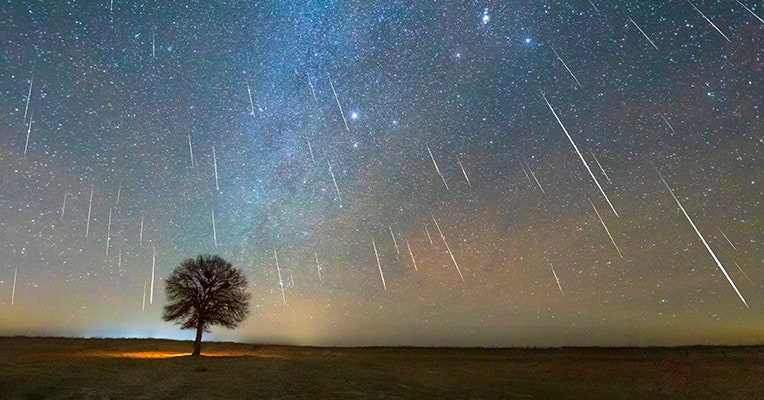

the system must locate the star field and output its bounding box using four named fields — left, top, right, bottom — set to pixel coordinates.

left=0, top=1, right=762, bottom=346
